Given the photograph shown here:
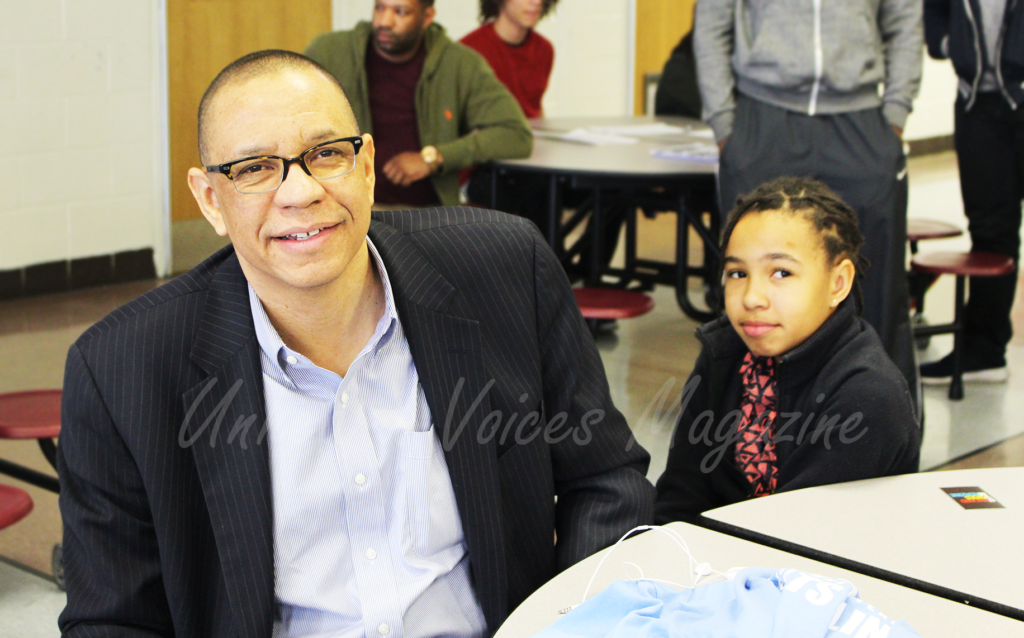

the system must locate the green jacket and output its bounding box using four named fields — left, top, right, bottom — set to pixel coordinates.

left=306, top=22, right=533, bottom=206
